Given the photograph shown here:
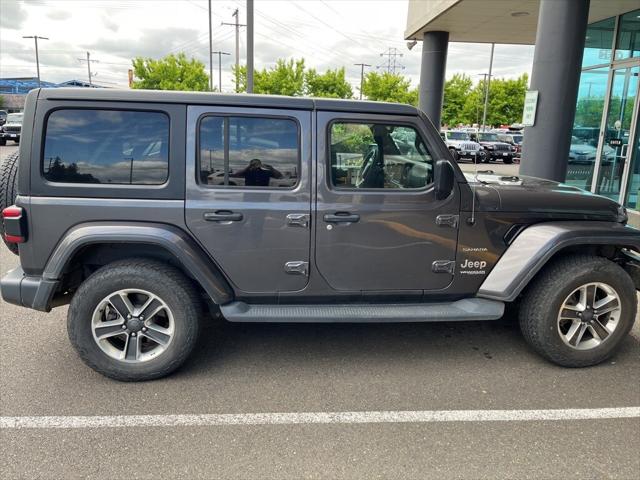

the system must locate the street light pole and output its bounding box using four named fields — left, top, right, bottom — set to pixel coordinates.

left=481, top=42, right=495, bottom=131
left=354, top=63, right=371, bottom=100
left=208, top=0, right=214, bottom=91
left=246, top=0, right=254, bottom=93
left=23, top=35, right=49, bottom=88
left=222, top=9, right=246, bottom=93
left=212, top=51, right=230, bottom=92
